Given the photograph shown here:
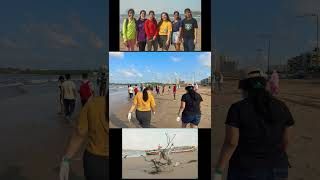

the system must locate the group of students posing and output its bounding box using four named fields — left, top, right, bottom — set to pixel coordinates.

left=122, top=8, right=198, bottom=51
